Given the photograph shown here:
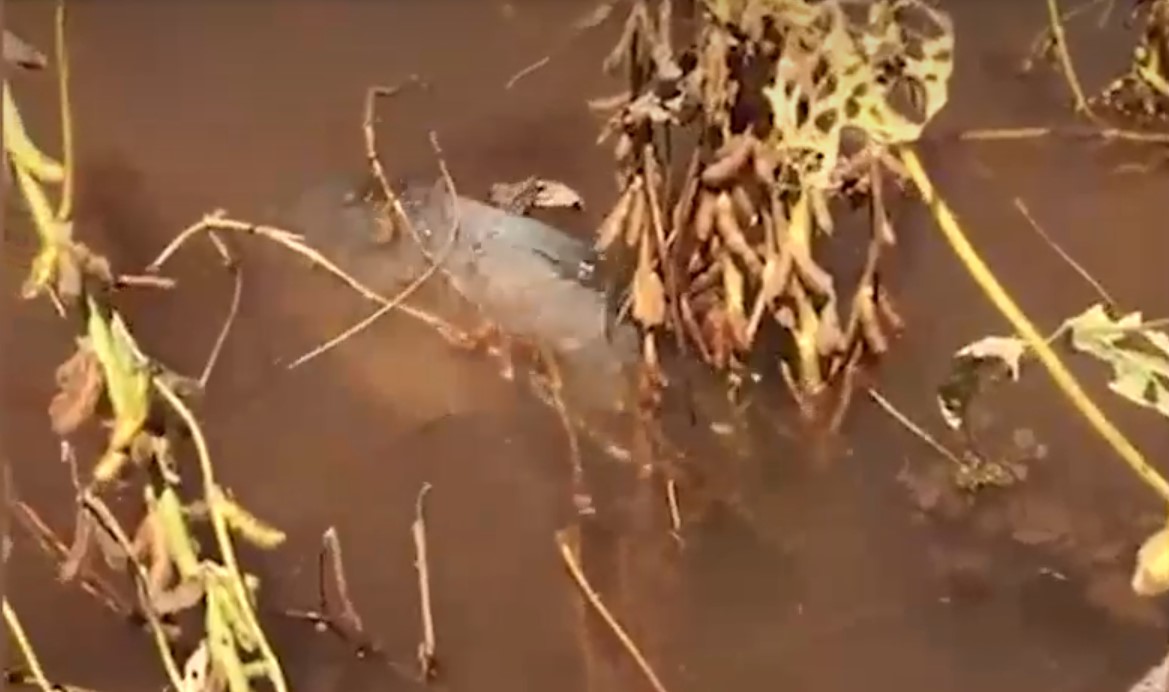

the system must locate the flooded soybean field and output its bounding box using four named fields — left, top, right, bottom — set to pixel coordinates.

left=4, top=1, right=1169, bottom=691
